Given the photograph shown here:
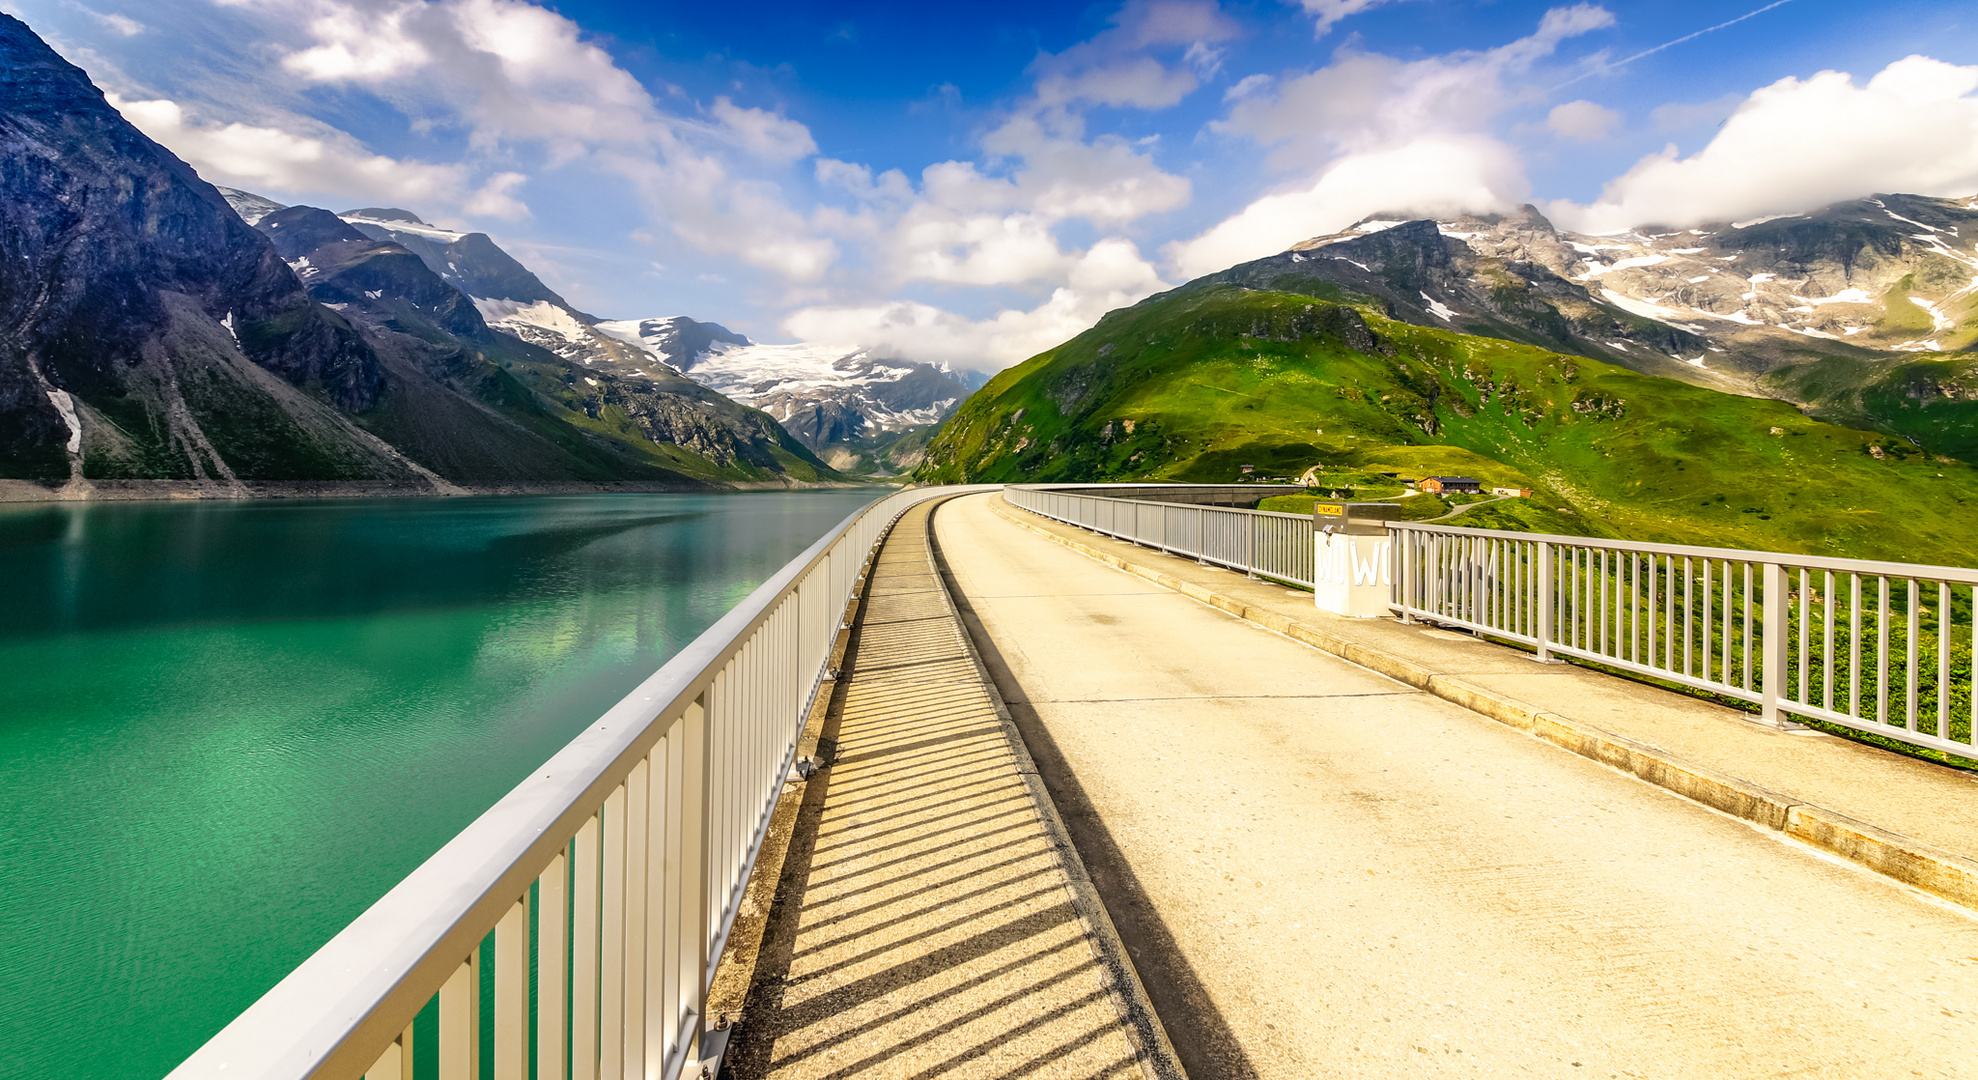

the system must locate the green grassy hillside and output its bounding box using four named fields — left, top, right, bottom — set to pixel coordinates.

left=918, top=285, right=1978, bottom=565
